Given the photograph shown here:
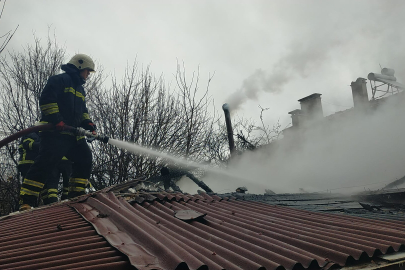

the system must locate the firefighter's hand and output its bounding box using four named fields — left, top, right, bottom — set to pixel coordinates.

left=86, top=122, right=96, bottom=132
left=55, top=121, right=66, bottom=131
left=81, top=120, right=96, bottom=132
left=86, top=130, right=97, bottom=143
